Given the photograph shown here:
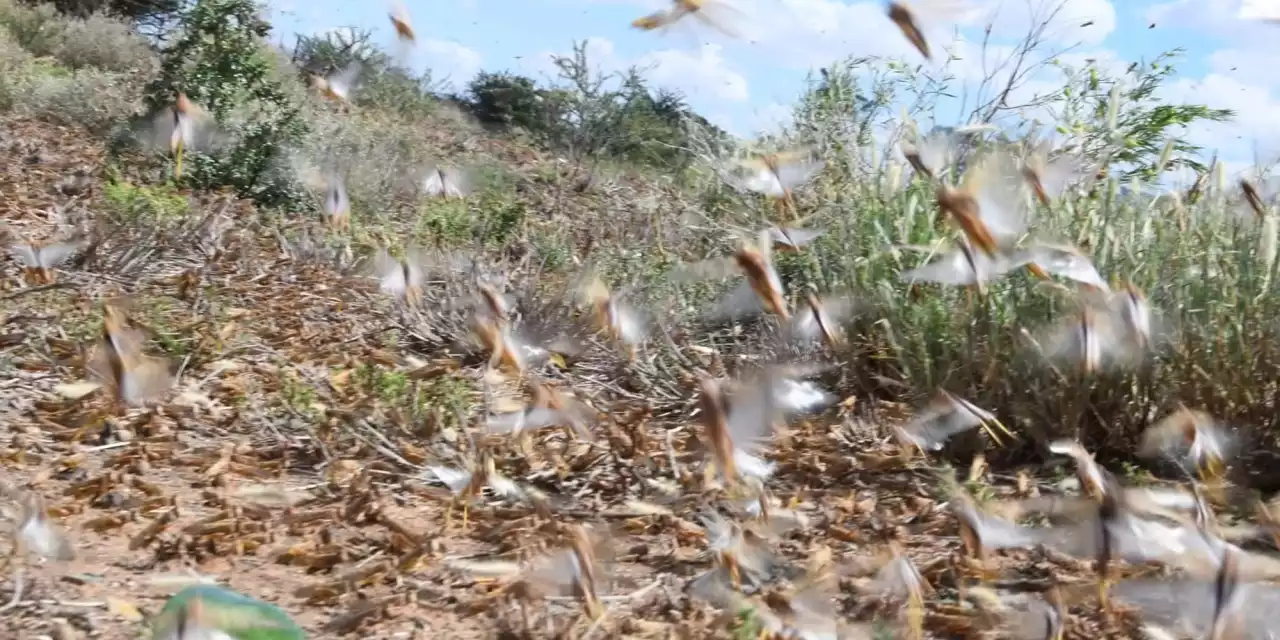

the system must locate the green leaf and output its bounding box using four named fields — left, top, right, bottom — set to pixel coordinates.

left=150, top=585, right=305, bottom=640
